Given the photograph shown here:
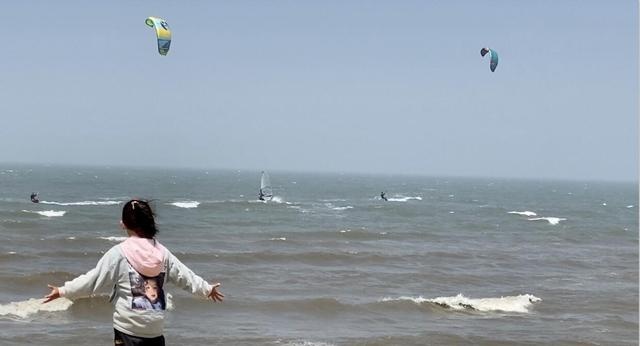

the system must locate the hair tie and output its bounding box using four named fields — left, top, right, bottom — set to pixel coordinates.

left=131, top=201, right=139, bottom=210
